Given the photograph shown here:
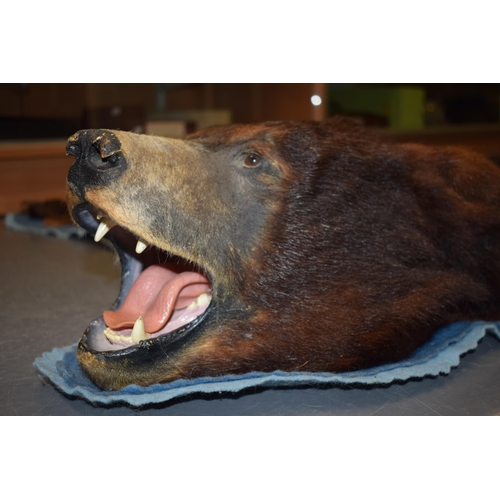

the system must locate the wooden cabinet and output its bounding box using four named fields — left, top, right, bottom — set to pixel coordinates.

left=0, top=140, right=71, bottom=214
left=164, top=83, right=327, bottom=123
